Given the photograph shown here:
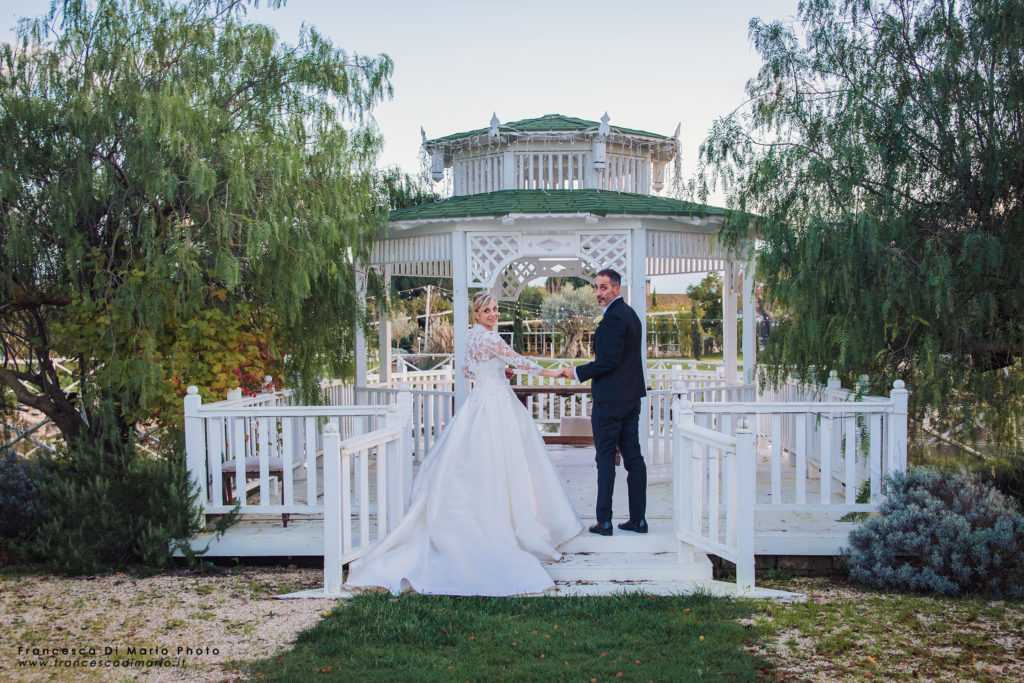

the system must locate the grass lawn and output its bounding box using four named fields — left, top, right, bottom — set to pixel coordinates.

left=243, top=591, right=772, bottom=681
left=750, top=576, right=1024, bottom=681
left=240, top=578, right=1024, bottom=682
